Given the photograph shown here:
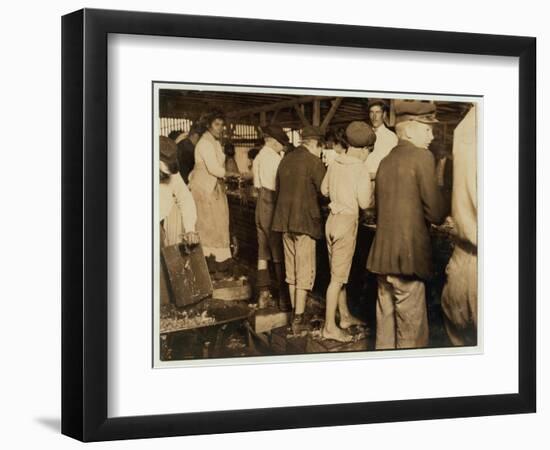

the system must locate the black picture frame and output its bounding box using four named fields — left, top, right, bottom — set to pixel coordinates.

left=61, top=8, right=536, bottom=442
